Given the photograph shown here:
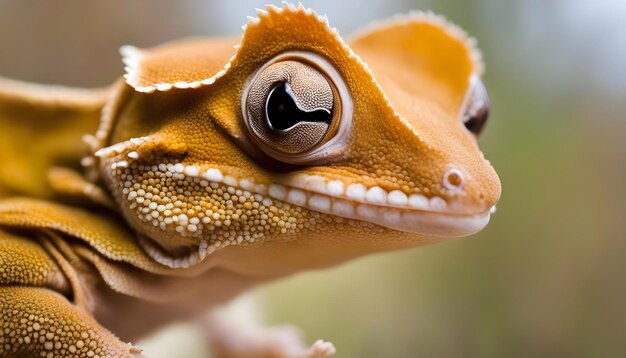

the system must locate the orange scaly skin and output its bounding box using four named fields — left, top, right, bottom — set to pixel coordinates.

left=0, top=4, right=500, bottom=357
